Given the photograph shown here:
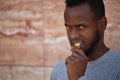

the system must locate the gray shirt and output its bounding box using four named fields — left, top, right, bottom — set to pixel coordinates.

left=51, top=50, right=120, bottom=80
